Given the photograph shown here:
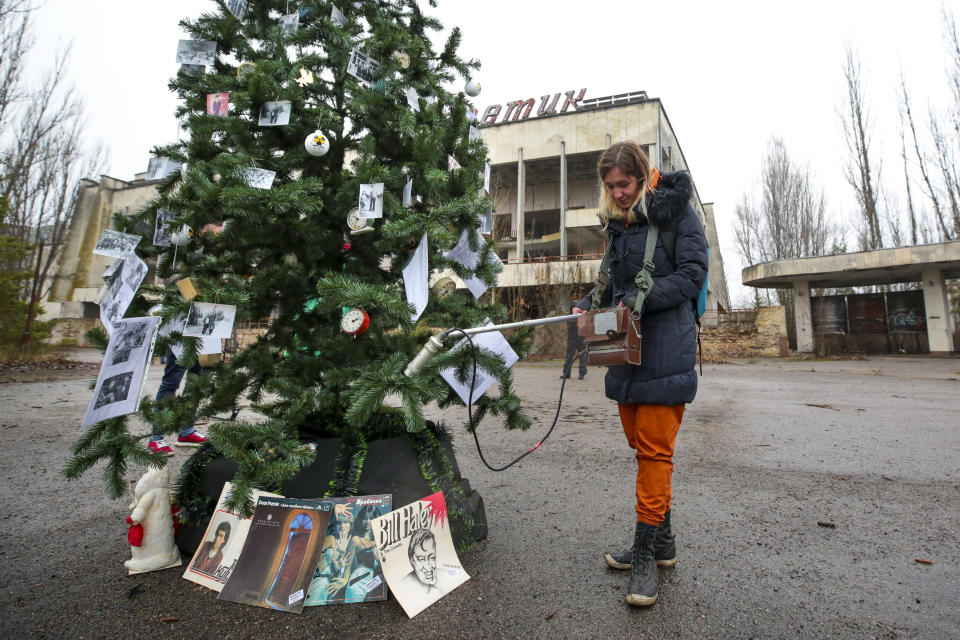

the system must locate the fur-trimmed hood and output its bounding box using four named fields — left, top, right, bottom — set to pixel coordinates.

left=638, top=170, right=693, bottom=228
